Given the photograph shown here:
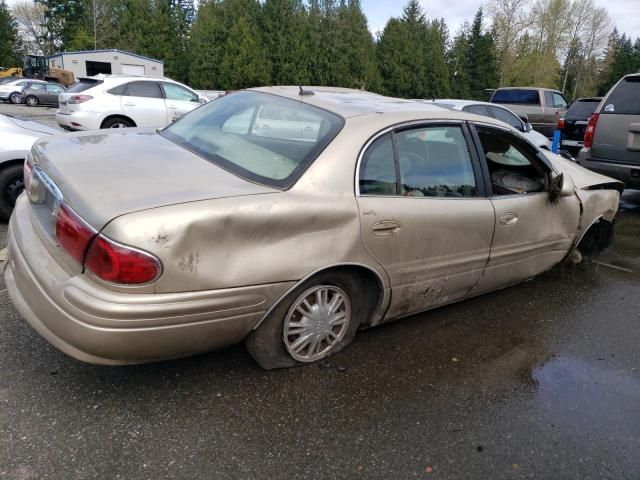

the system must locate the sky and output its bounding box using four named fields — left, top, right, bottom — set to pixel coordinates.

left=362, top=0, right=640, bottom=40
